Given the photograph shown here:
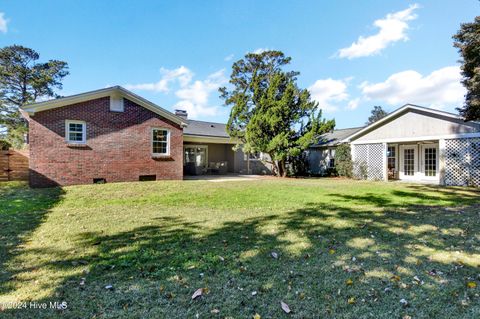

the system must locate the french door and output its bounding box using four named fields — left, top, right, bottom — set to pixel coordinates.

left=399, top=145, right=417, bottom=180
left=420, top=144, right=439, bottom=181
left=399, top=144, right=439, bottom=181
